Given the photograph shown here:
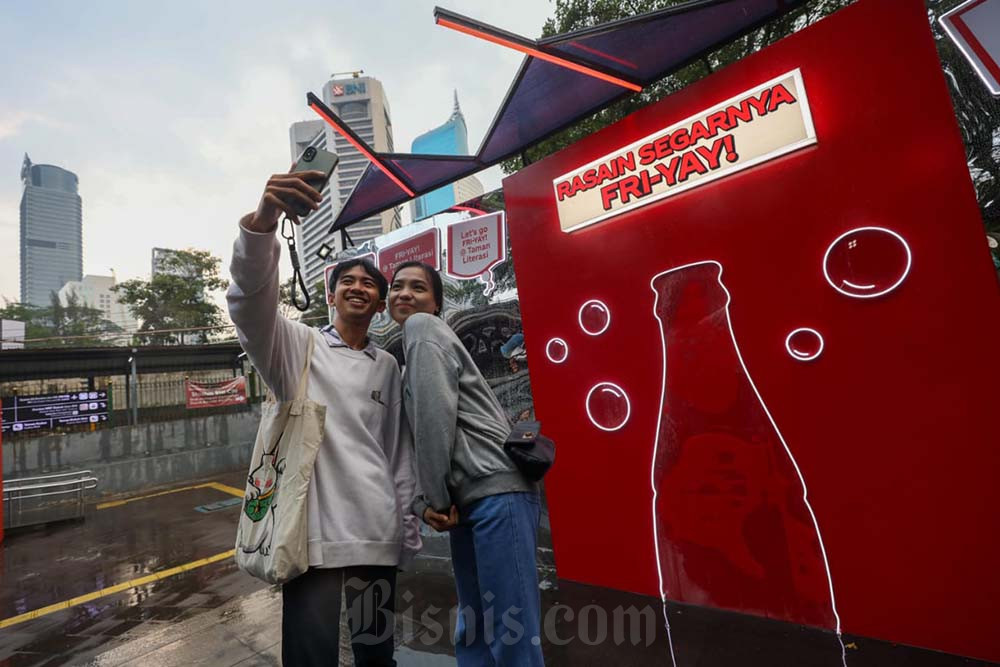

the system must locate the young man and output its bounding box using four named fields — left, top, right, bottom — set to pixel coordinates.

left=228, top=169, right=419, bottom=667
